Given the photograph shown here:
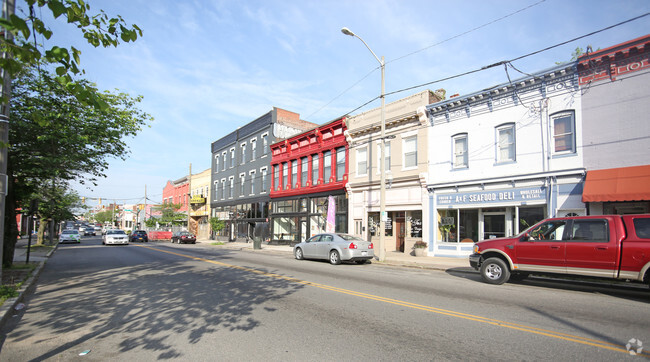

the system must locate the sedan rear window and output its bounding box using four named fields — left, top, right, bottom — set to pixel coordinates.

left=337, top=234, right=365, bottom=242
